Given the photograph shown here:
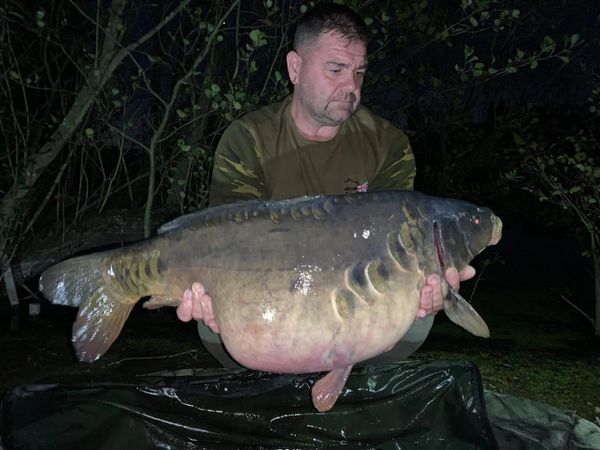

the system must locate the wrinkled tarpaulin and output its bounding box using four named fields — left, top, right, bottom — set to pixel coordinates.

left=1, top=361, right=598, bottom=449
